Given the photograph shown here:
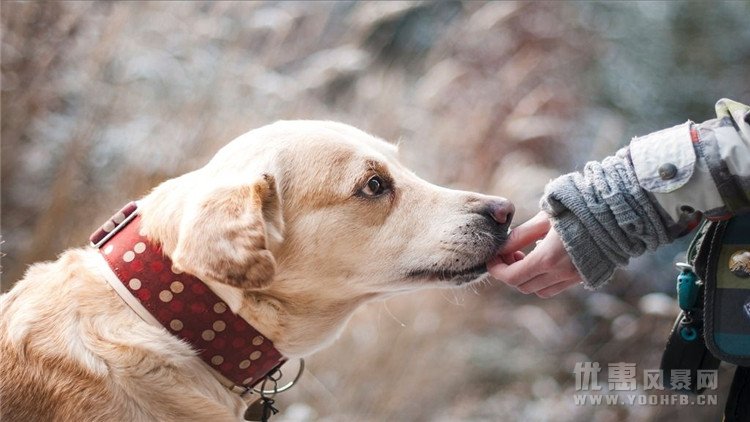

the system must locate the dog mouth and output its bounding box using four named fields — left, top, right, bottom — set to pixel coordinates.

left=405, top=262, right=489, bottom=285
left=404, top=223, right=508, bottom=286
